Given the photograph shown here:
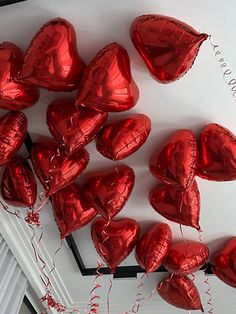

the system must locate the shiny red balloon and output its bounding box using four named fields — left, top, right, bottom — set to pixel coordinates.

left=76, top=42, right=139, bottom=112
left=52, top=182, right=97, bottom=239
left=96, top=114, right=151, bottom=160
left=0, top=42, right=39, bottom=110
left=31, top=137, right=89, bottom=197
left=1, top=156, right=37, bottom=207
left=0, top=111, right=27, bottom=166
left=83, top=165, right=135, bottom=220
left=149, top=180, right=200, bottom=230
left=157, top=274, right=203, bottom=312
left=47, top=99, right=108, bottom=154
left=164, top=240, right=209, bottom=275
left=149, top=129, right=198, bottom=191
left=211, top=237, right=236, bottom=288
left=19, top=18, right=85, bottom=91
left=198, top=123, right=236, bottom=181
left=91, top=217, right=140, bottom=272
left=130, top=14, right=208, bottom=83
left=135, top=223, right=172, bottom=272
